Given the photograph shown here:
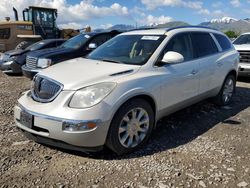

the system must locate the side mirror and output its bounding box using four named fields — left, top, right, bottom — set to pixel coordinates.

left=88, top=43, right=97, bottom=50
left=161, top=51, right=184, bottom=64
